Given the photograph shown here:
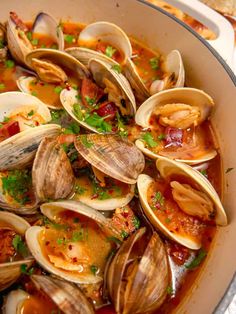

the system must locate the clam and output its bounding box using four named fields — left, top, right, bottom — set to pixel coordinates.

left=6, top=11, right=64, bottom=66
left=106, top=227, right=169, bottom=314
left=77, top=21, right=132, bottom=64
left=32, top=136, right=75, bottom=201
left=74, top=134, right=145, bottom=184
left=135, top=87, right=217, bottom=164
left=26, top=200, right=121, bottom=284
left=0, top=91, right=61, bottom=170
left=25, top=48, right=89, bottom=83
left=0, top=211, right=34, bottom=291
left=125, top=50, right=184, bottom=101
left=137, top=156, right=227, bottom=250
left=60, top=58, right=136, bottom=133
left=17, top=48, right=90, bottom=109
left=3, top=275, right=95, bottom=314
